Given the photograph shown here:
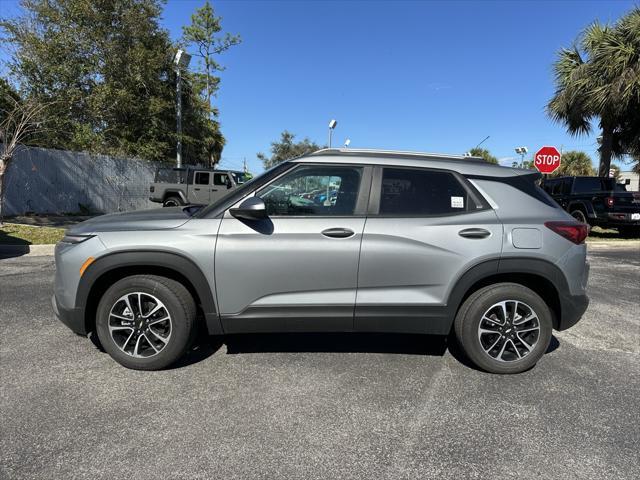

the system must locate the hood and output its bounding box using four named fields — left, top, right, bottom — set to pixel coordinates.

left=67, top=207, right=192, bottom=234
